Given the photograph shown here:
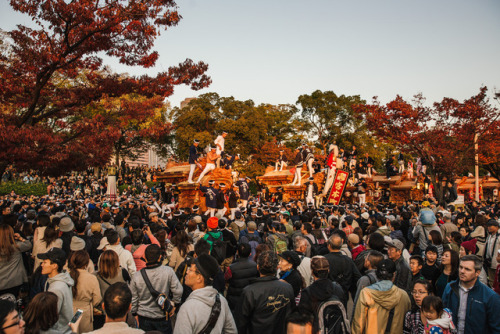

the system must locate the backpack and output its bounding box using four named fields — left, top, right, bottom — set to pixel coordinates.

left=270, top=234, right=288, bottom=254
left=306, top=235, right=328, bottom=256
left=244, top=234, right=261, bottom=260
left=317, top=296, right=351, bottom=334
left=207, top=233, right=227, bottom=265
